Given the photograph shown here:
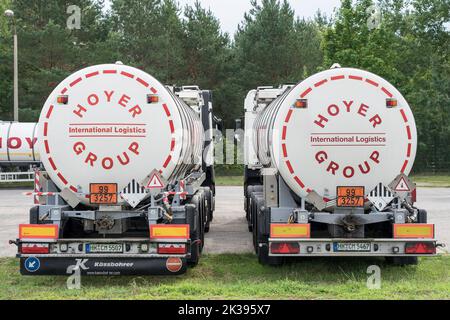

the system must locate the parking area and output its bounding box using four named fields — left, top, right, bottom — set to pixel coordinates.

left=0, top=186, right=447, bottom=257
